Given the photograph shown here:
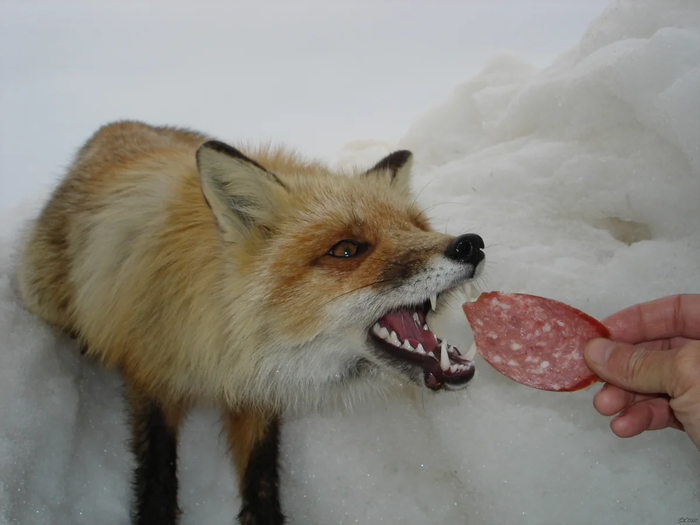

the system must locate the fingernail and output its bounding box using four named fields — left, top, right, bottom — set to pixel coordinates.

left=585, top=338, right=615, bottom=365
